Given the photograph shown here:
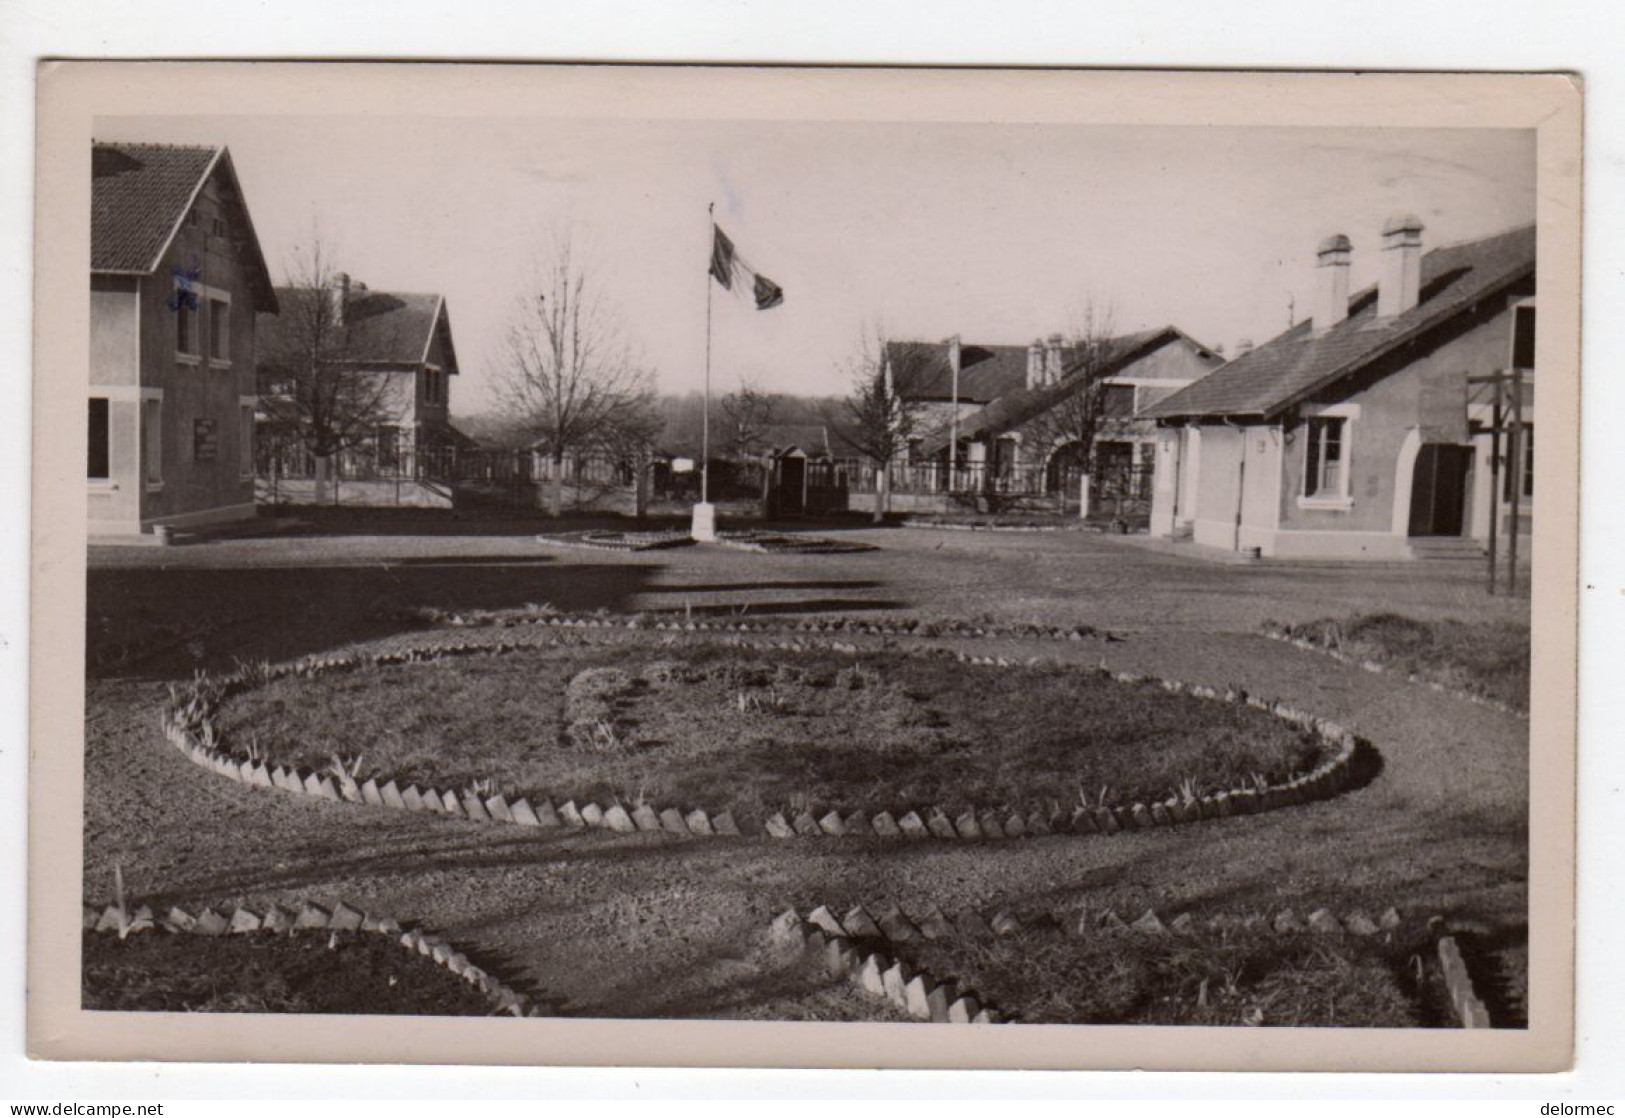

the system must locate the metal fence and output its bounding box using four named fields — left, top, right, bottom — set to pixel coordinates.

left=257, top=441, right=636, bottom=487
